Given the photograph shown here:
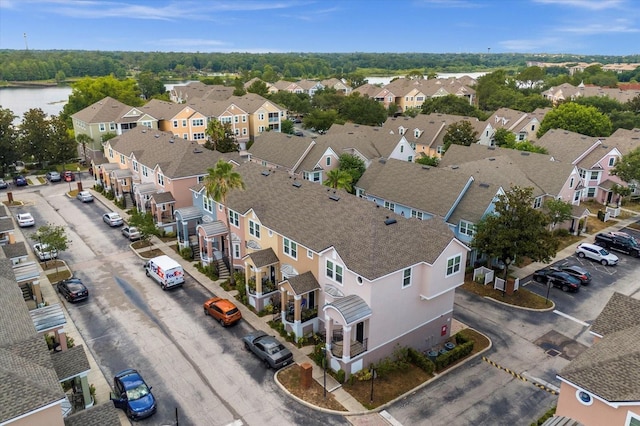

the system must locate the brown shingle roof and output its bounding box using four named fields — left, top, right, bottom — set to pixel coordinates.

left=226, top=162, right=458, bottom=280
left=246, top=248, right=279, bottom=268
left=248, top=132, right=316, bottom=170
left=285, top=271, right=320, bottom=296
left=590, top=292, right=640, bottom=337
